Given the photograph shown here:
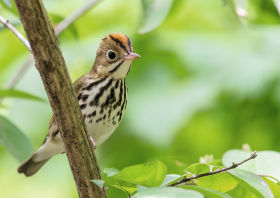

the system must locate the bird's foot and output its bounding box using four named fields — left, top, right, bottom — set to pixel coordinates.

left=89, top=136, right=96, bottom=150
